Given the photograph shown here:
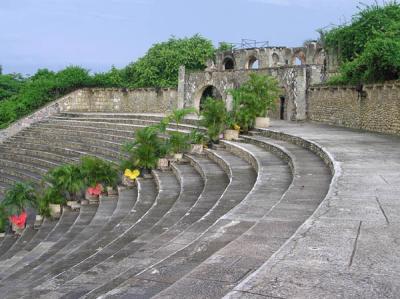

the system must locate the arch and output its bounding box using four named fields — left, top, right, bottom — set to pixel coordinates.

left=223, top=57, right=235, bottom=70
left=292, top=50, right=306, bottom=65
left=194, top=85, right=223, bottom=111
left=272, top=53, right=280, bottom=67
left=247, top=56, right=260, bottom=69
